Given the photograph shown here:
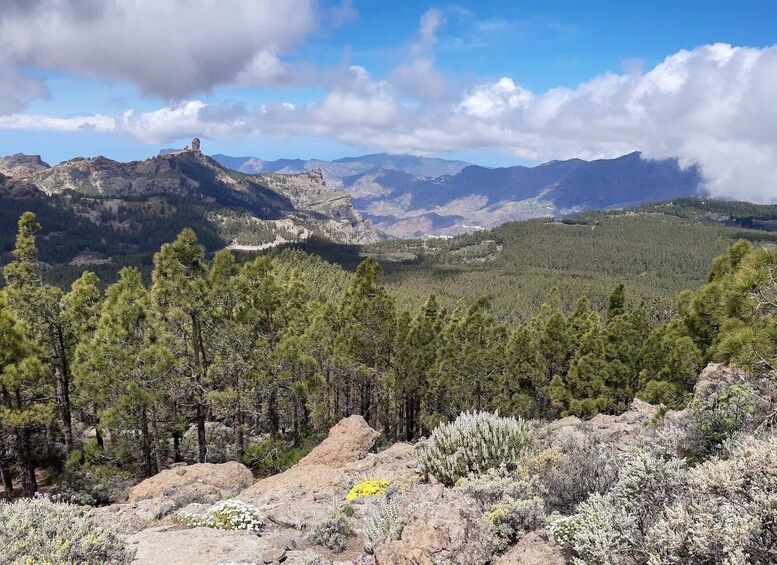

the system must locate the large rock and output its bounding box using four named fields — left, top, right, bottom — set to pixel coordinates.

left=373, top=484, right=495, bottom=565
left=496, top=531, right=568, bottom=565
left=128, top=461, right=253, bottom=506
left=297, top=415, right=380, bottom=468
left=240, top=442, right=417, bottom=529
left=126, top=525, right=305, bottom=565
